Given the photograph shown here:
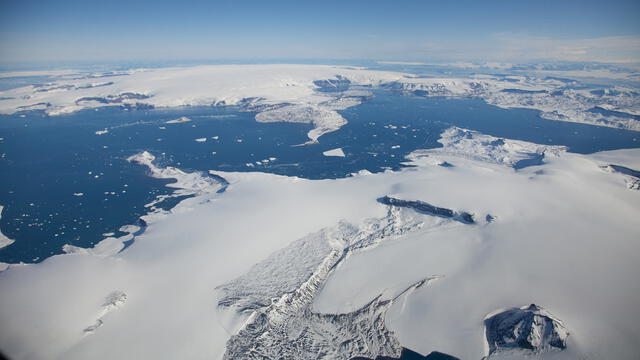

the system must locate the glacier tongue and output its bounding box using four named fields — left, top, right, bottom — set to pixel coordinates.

left=217, top=205, right=456, bottom=360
